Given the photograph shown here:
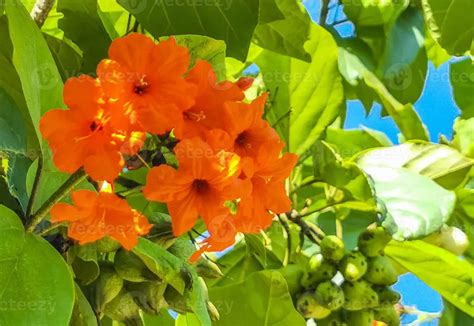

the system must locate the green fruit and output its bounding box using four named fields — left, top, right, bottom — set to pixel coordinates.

left=374, top=306, right=400, bottom=326
left=358, top=227, right=391, bottom=257
left=320, top=236, right=346, bottom=262
left=339, top=251, right=368, bottom=282
left=317, top=312, right=347, bottom=326
left=94, top=263, right=124, bottom=312
left=342, top=280, right=379, bottom=310
left=344, top=310, right=374, bottom=326
left=196, top=258, right=224, bottom=279
left=126, top=281, right=167, bottom=314
left=373, top=286, right=401, bottom=306
left=296, top=292, right=332, bottom=319
left=315, top=281, right=345, bottom=311
left=364, top=255, right=398, bottom=286
left=301, top=255, right=337, bottom=287
left=102, top=289, right=141, bottom=323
